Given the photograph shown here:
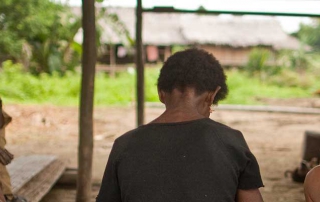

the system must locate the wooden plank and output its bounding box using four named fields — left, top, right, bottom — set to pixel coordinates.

left=96, top=64, right=128, bottom=73
left=7, top=155, right=57, bottom=193
left=15, top=159, right=66, bottom=202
